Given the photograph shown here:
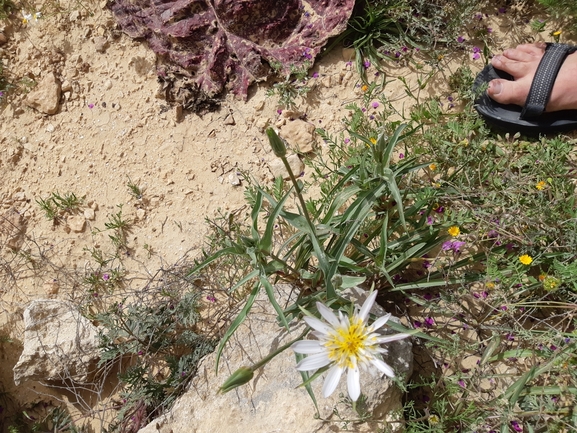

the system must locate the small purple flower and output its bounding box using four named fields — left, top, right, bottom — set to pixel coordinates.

left=369, top=115, right=375, bottom=120
left=475, top=13, right=483, bottom=20
left=277, top=109, right=282, bottom=115
left=414, top=320, right=422, bottom=328
left=361, top=107, right=366, bottom=112
left=399, top=153, right=405, bottom=159
left=472, top=46, right=481, bottom=53
left=0, top=91, right=4, bottom=97
left=506, top=333, right=515, bottom=341
left=304, top=11, right=310, bottom=17
left=458, top=379, right=466, bottom=388
left=402, top=46, right=408, bottom=52
left=206, top=295, right=216, bottom=303
left=344, top=138, right=350, bottom=144
left=88, top=103, right=95, bottom=109
left=312, top=72, right=319, bottom=78
left=424, top=317, right=435, bottom=328
left=487, top=27, right=493, bottom=33
left=472, top=52, right=480, bottom=60
left=452, top=241, right=466, bottom=252
left=510, top=421, right=522, bottom=432
left=498, top=7, right=506, bottom=14
left=487, top=230, right=498, bottom=238
left=363, top=59, right=371, bottom=69
left=371, top=101, right=379, bottom=109
left=345, top=61, right=352, bottom=67
left=457, top=36, right=466, bottom=43
left=500, top=305, right=508, bottom=311
left=435, top=206, right=445, bottom=214
left=447, top=96, right=454, bottom=102
left=564, top=337, right=571, bottom=344
left=550, top=344, right=557, bottom=351
left=395, top=51, right=401, bottom=58
left=102, top=273, right=110, bottom=281
left=424, top=293, right=432, bottom=301
left=442, top=241, right=454, bottom=251
left=426, top=216, right=434, bottom=225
